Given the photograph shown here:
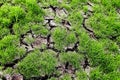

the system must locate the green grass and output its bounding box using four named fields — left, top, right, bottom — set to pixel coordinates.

left=17, top=50, right=57, bottom=79
left=60, top=52, right=84, bottom=69
left=0, top=35, right=25, bottom=65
